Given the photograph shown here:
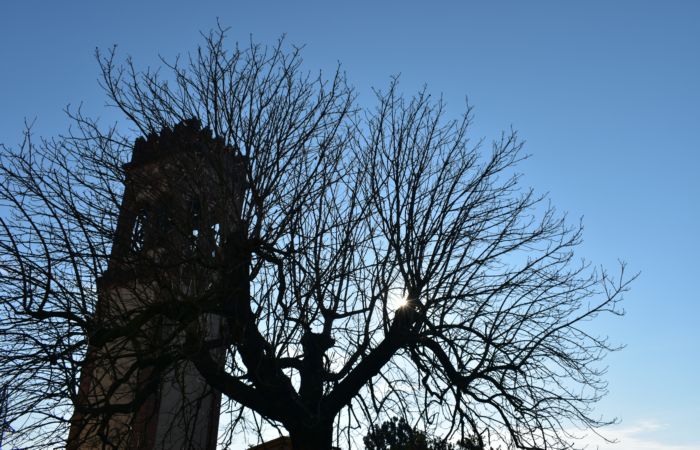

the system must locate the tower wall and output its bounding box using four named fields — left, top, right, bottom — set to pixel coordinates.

left=68, top=120, right=244, bottom=449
